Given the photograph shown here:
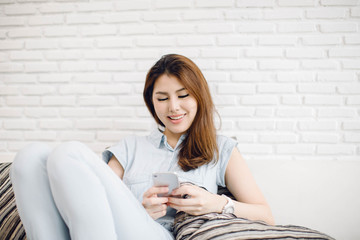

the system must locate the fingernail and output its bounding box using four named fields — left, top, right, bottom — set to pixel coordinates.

left=182, top=194, right=190, bottom=199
